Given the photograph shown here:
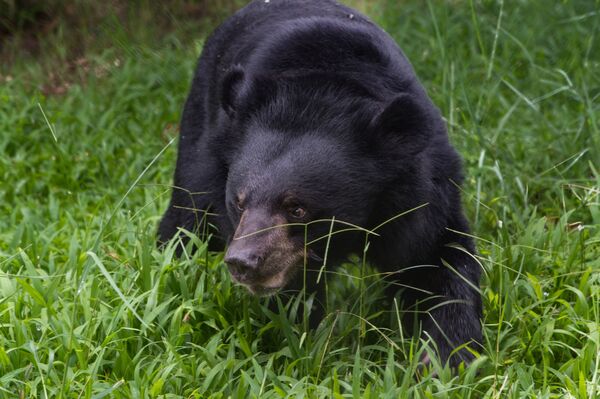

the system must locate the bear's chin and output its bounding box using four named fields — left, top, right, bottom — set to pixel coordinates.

left=236, top=263, right=300, bottom=297
left=244, top=284, right=281, bottom=297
